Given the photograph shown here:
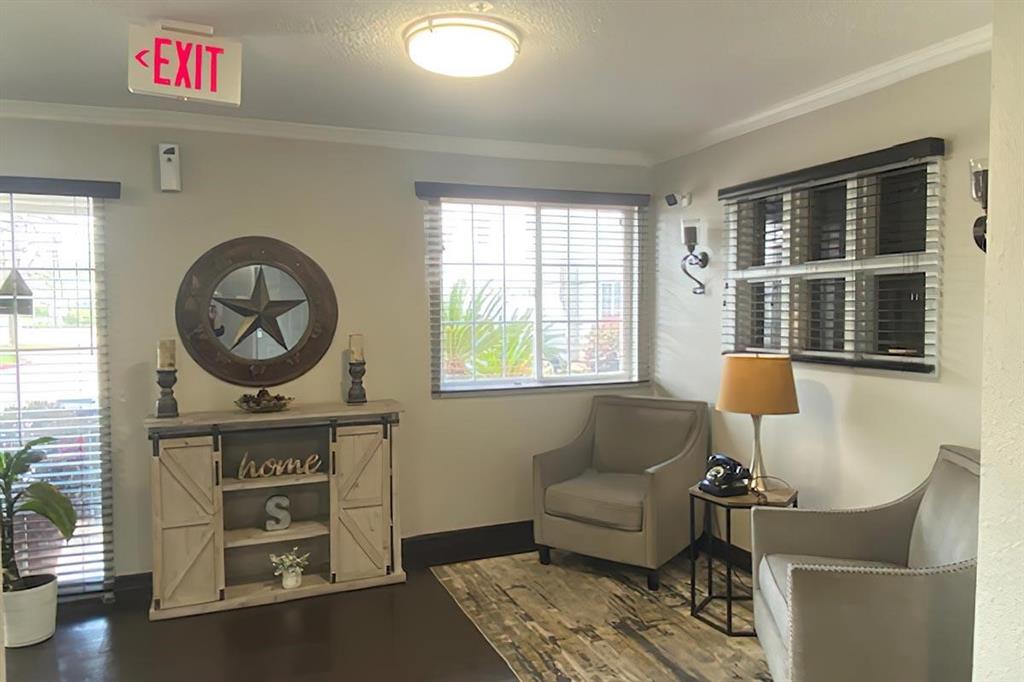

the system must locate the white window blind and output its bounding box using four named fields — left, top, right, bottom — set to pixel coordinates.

left=420, top=185, right=651, bottom=394
left=0, top=192, right=113, bottom=597
left=720, top=139, right=944, bottom=374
